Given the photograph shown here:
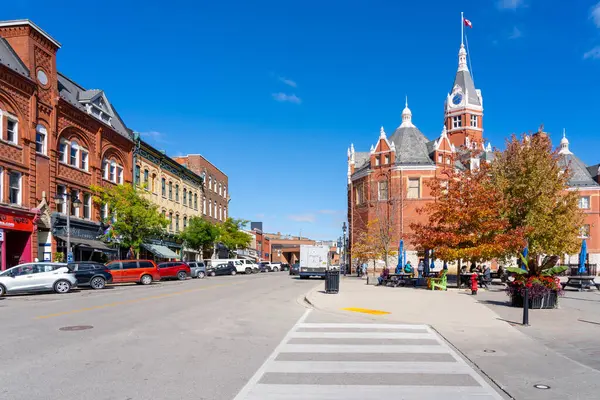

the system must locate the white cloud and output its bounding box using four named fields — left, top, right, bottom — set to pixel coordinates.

left=318, top=209, right=340, bottom=215
left=287, top=213, right=316, bottom=223
left=272, top=92, right=302, bottom=104
left=508, top=26, right=522, bottom=39
left=255, top=213, right=266, bottom=218
left=592, top=2, right=600, bottom=28
left=278, top=76, right=297, bottom=87
left=584, top=46, right=600, bottom=59
left=140, top=131, right=170, bottom=144
left=497, top=0, right=526, bottom=10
